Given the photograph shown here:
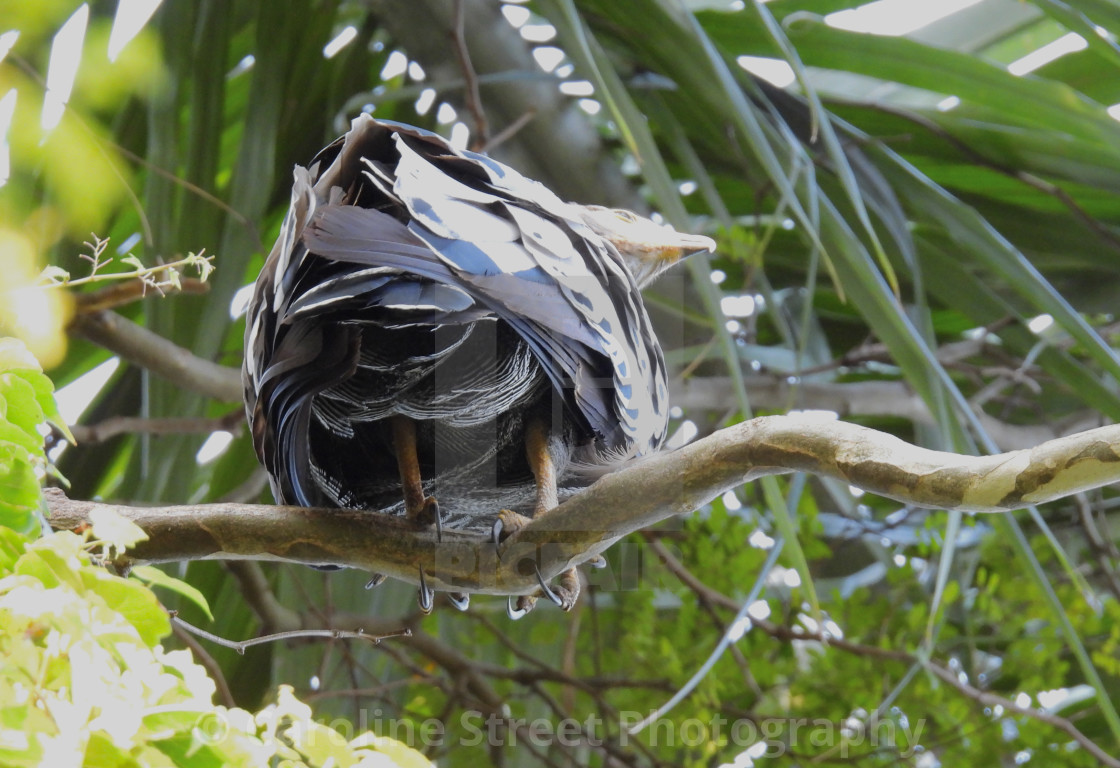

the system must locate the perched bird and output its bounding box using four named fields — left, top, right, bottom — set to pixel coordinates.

left=243, top=115, right=713, bottom=615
